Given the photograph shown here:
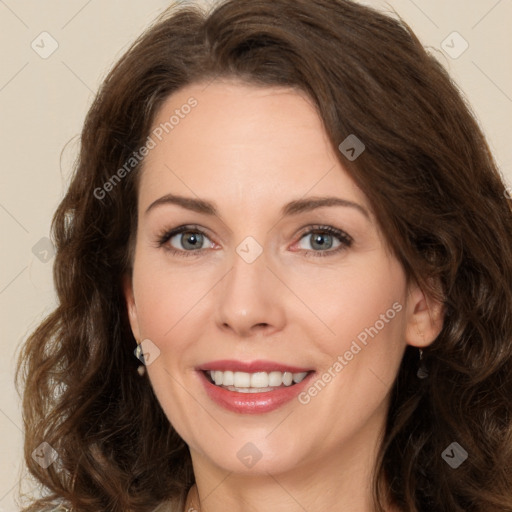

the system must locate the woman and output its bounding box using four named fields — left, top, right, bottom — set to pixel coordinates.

left=16, top=0, right=512, bottom=511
